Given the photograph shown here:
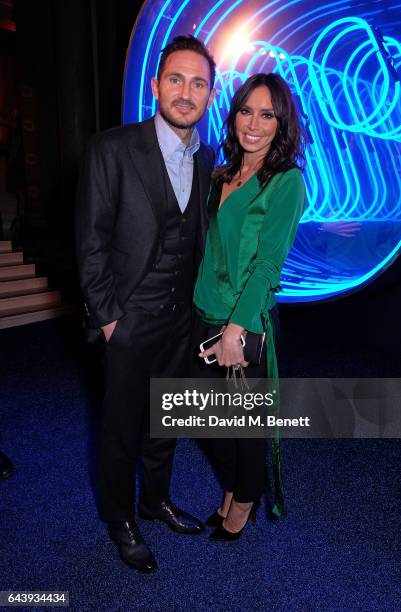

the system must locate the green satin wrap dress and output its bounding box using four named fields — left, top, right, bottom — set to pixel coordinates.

left=194, top=167, right=306, bottom=517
